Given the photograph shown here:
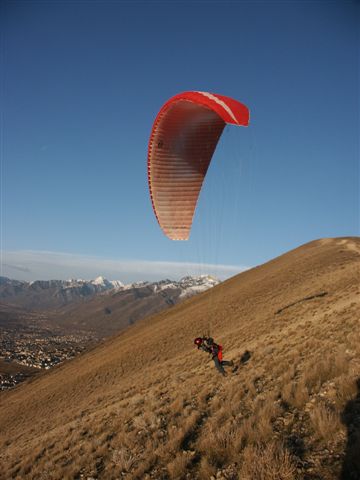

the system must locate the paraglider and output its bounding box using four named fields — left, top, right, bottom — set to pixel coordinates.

left=194, top=336, right=234, bottom=376
left=147, top=91, right=250, bottom=240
